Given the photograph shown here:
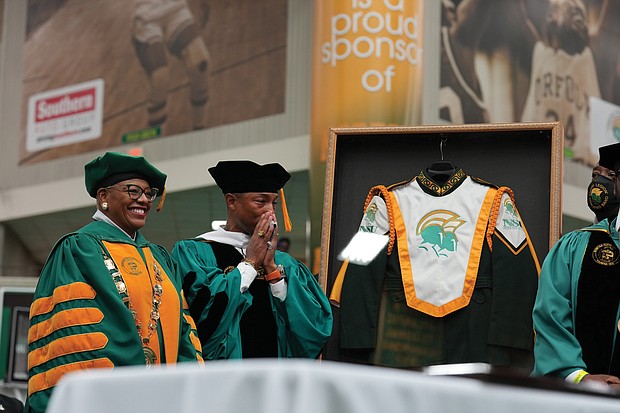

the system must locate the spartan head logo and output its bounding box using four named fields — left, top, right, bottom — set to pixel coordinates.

left=416, top=210, right=465, bottom=257
left=364, top=202, right=378, bottom=224
left=588, top=184, right=608, bottom=209
left=360, top=202, right=380, bottom=233
left=502, top=199, right=522, bottom=229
